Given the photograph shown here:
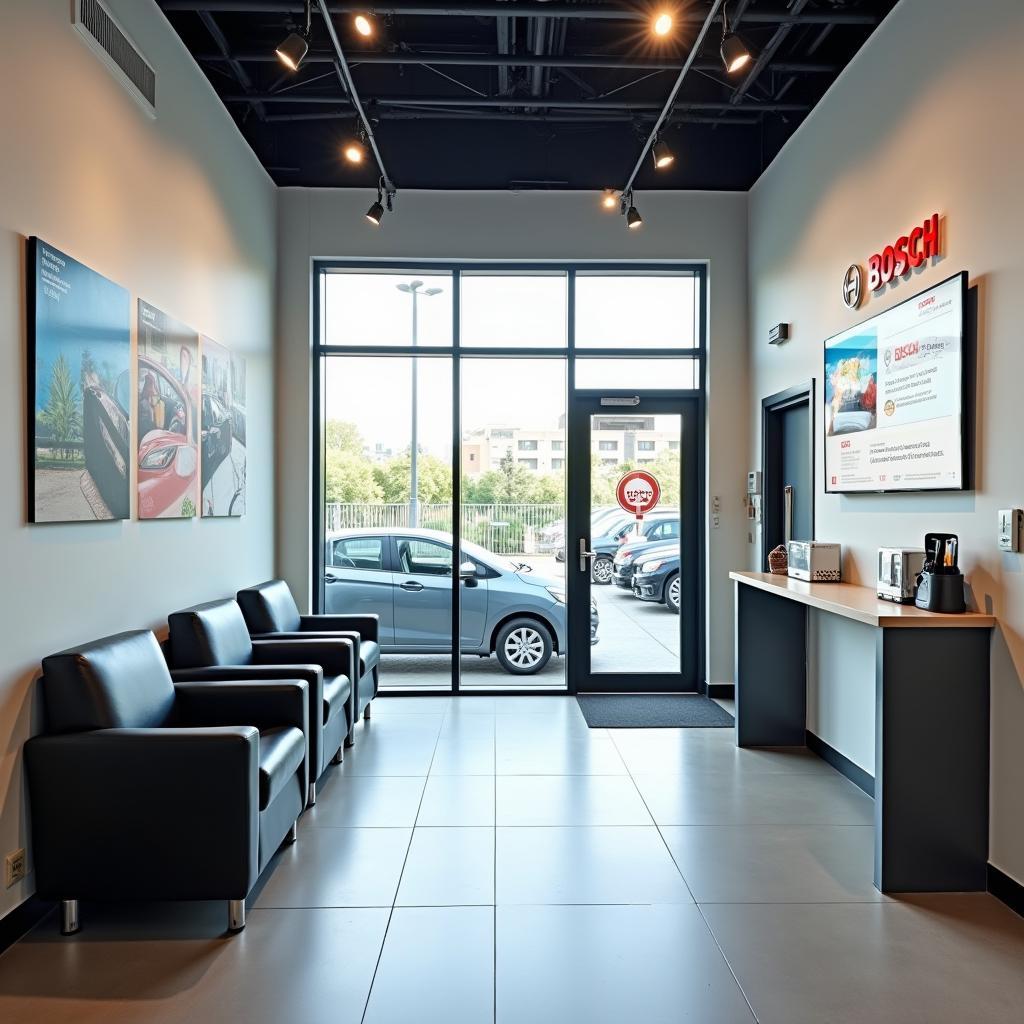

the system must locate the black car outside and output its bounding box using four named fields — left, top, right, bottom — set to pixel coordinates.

left=632, top=552, right=681, bottom=613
